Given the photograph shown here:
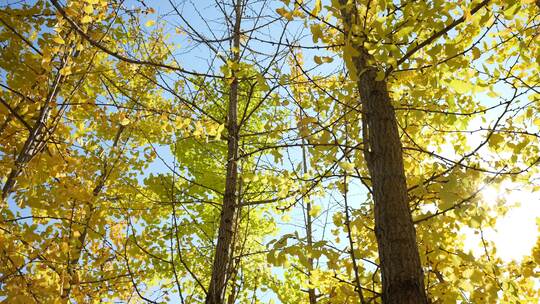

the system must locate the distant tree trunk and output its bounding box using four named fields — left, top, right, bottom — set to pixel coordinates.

left=343, top=119, right=365, bottom=303
left=205, top=1, right=242, bottom=303
left=339, top=2, right=428, bottom=304
left=302, top=138, right=317, bottom=304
